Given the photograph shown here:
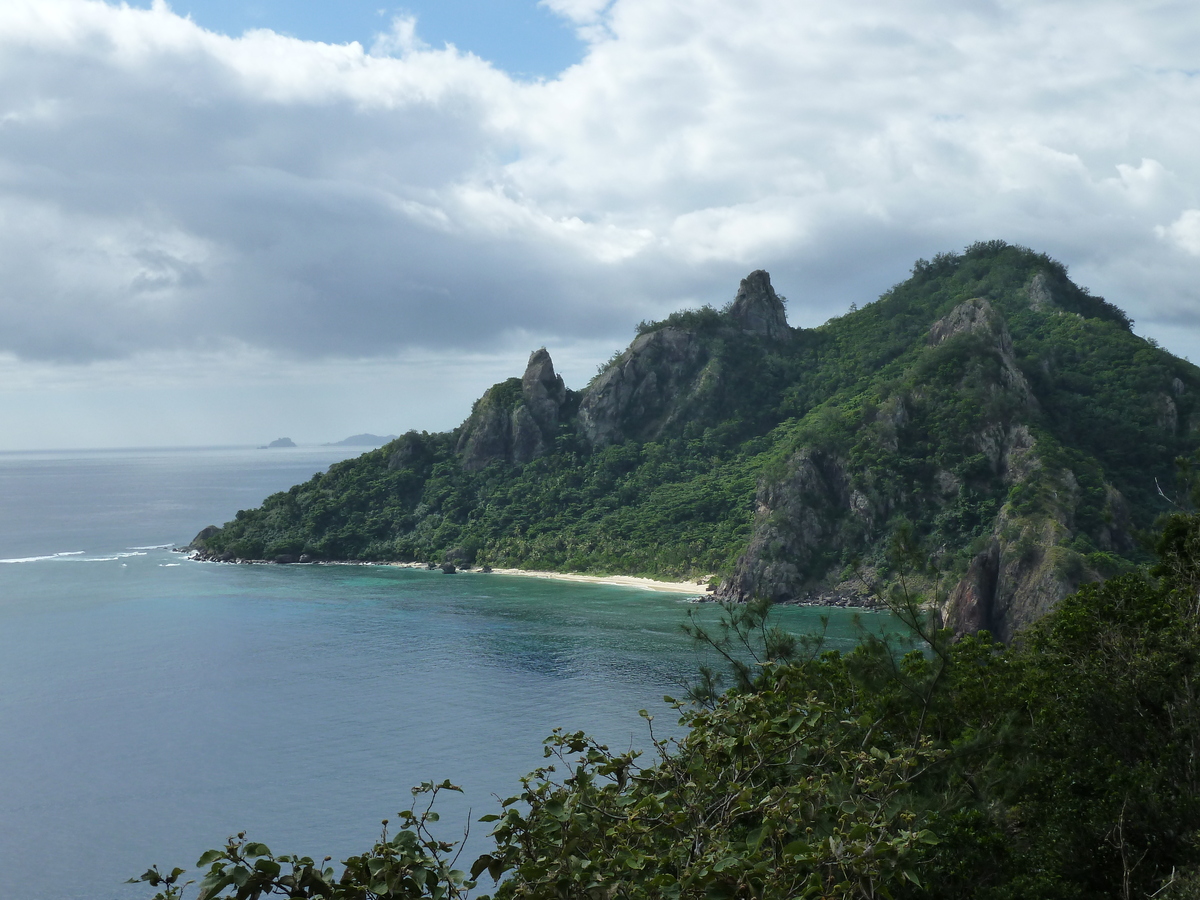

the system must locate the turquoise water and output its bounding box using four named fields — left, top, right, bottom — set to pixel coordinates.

left=0, top=447, right=893, bottom=899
